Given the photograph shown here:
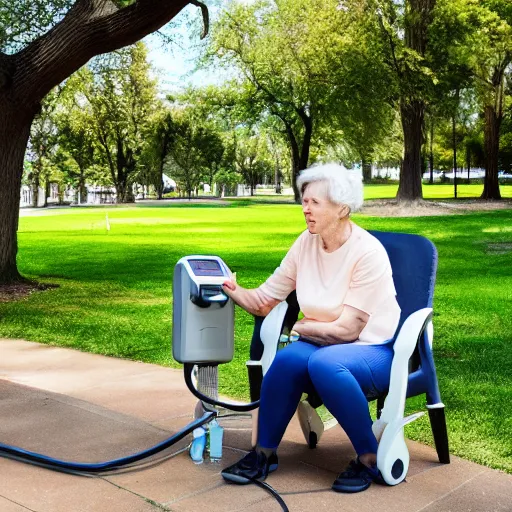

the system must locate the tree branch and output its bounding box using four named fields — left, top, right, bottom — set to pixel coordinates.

left=0, top=52, right=15, bottom=91
left=376, top=11, right=402, bottom=80
left=189, top=0, right=209, bottom=40
left=13, top=0, right=201, bottom=104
